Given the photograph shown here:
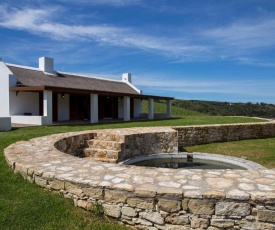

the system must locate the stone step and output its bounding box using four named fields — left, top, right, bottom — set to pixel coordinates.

left=87, top=139, right=124, bottom=151
left=86, top=157, right=117, bottom=163
left=83, top=148, right=121, bottom=160
left=93, top=132, right=124, bottom=142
